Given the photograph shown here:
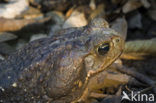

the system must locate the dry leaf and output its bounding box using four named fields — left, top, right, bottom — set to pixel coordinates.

left=121, top=38, right=156, bottom=59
